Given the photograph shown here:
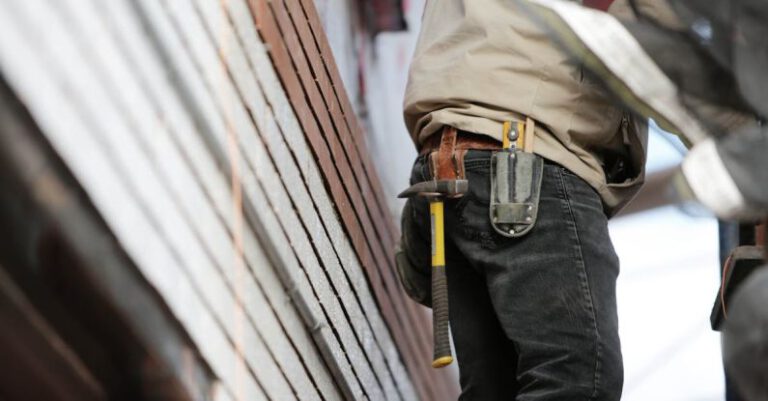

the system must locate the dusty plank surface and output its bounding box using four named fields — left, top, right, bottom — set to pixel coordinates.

left=0, top=0, right=448, bottom=399
left=0, top=1, right=279, bottom=400
left=159, top=0, right=390, bottom=398
left=250, top=0, right=457, bottom=398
